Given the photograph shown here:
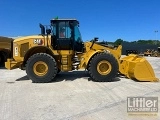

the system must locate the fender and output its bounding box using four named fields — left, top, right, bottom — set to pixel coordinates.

left=79, top=49, right=105, bottom=69
left=23, top=46, right=54, bottom=65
